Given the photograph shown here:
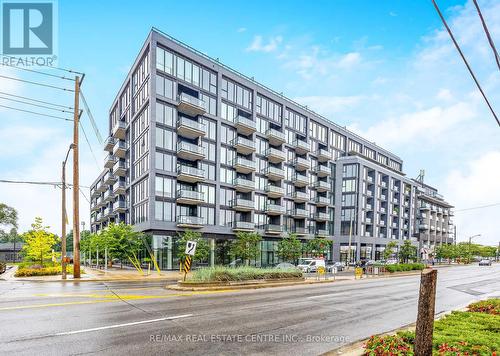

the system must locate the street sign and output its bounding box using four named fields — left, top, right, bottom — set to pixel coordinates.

left=317, top=266, right=325, bottom=275
left=355, top=267, right=363, bottom=279
left=185, top=241, right=197, bottom=256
